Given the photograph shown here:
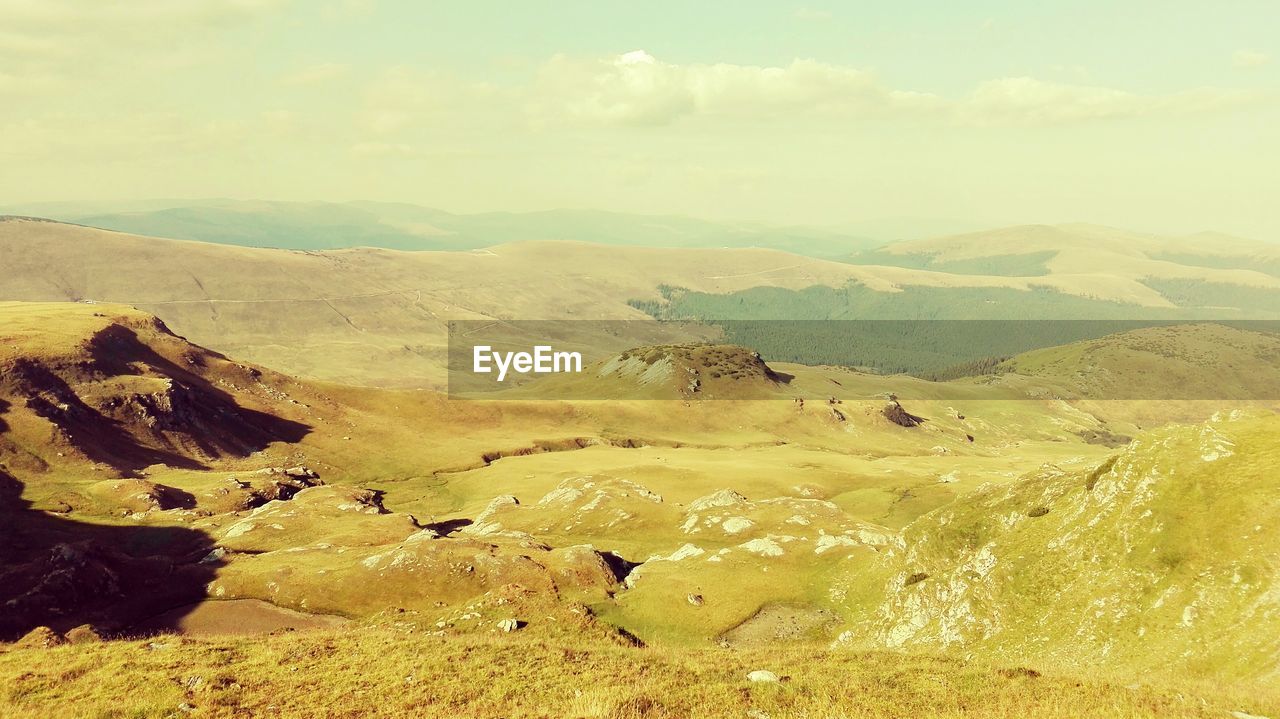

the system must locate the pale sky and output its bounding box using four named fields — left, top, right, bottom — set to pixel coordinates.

left=2, top=0, right=1278, bottom=238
